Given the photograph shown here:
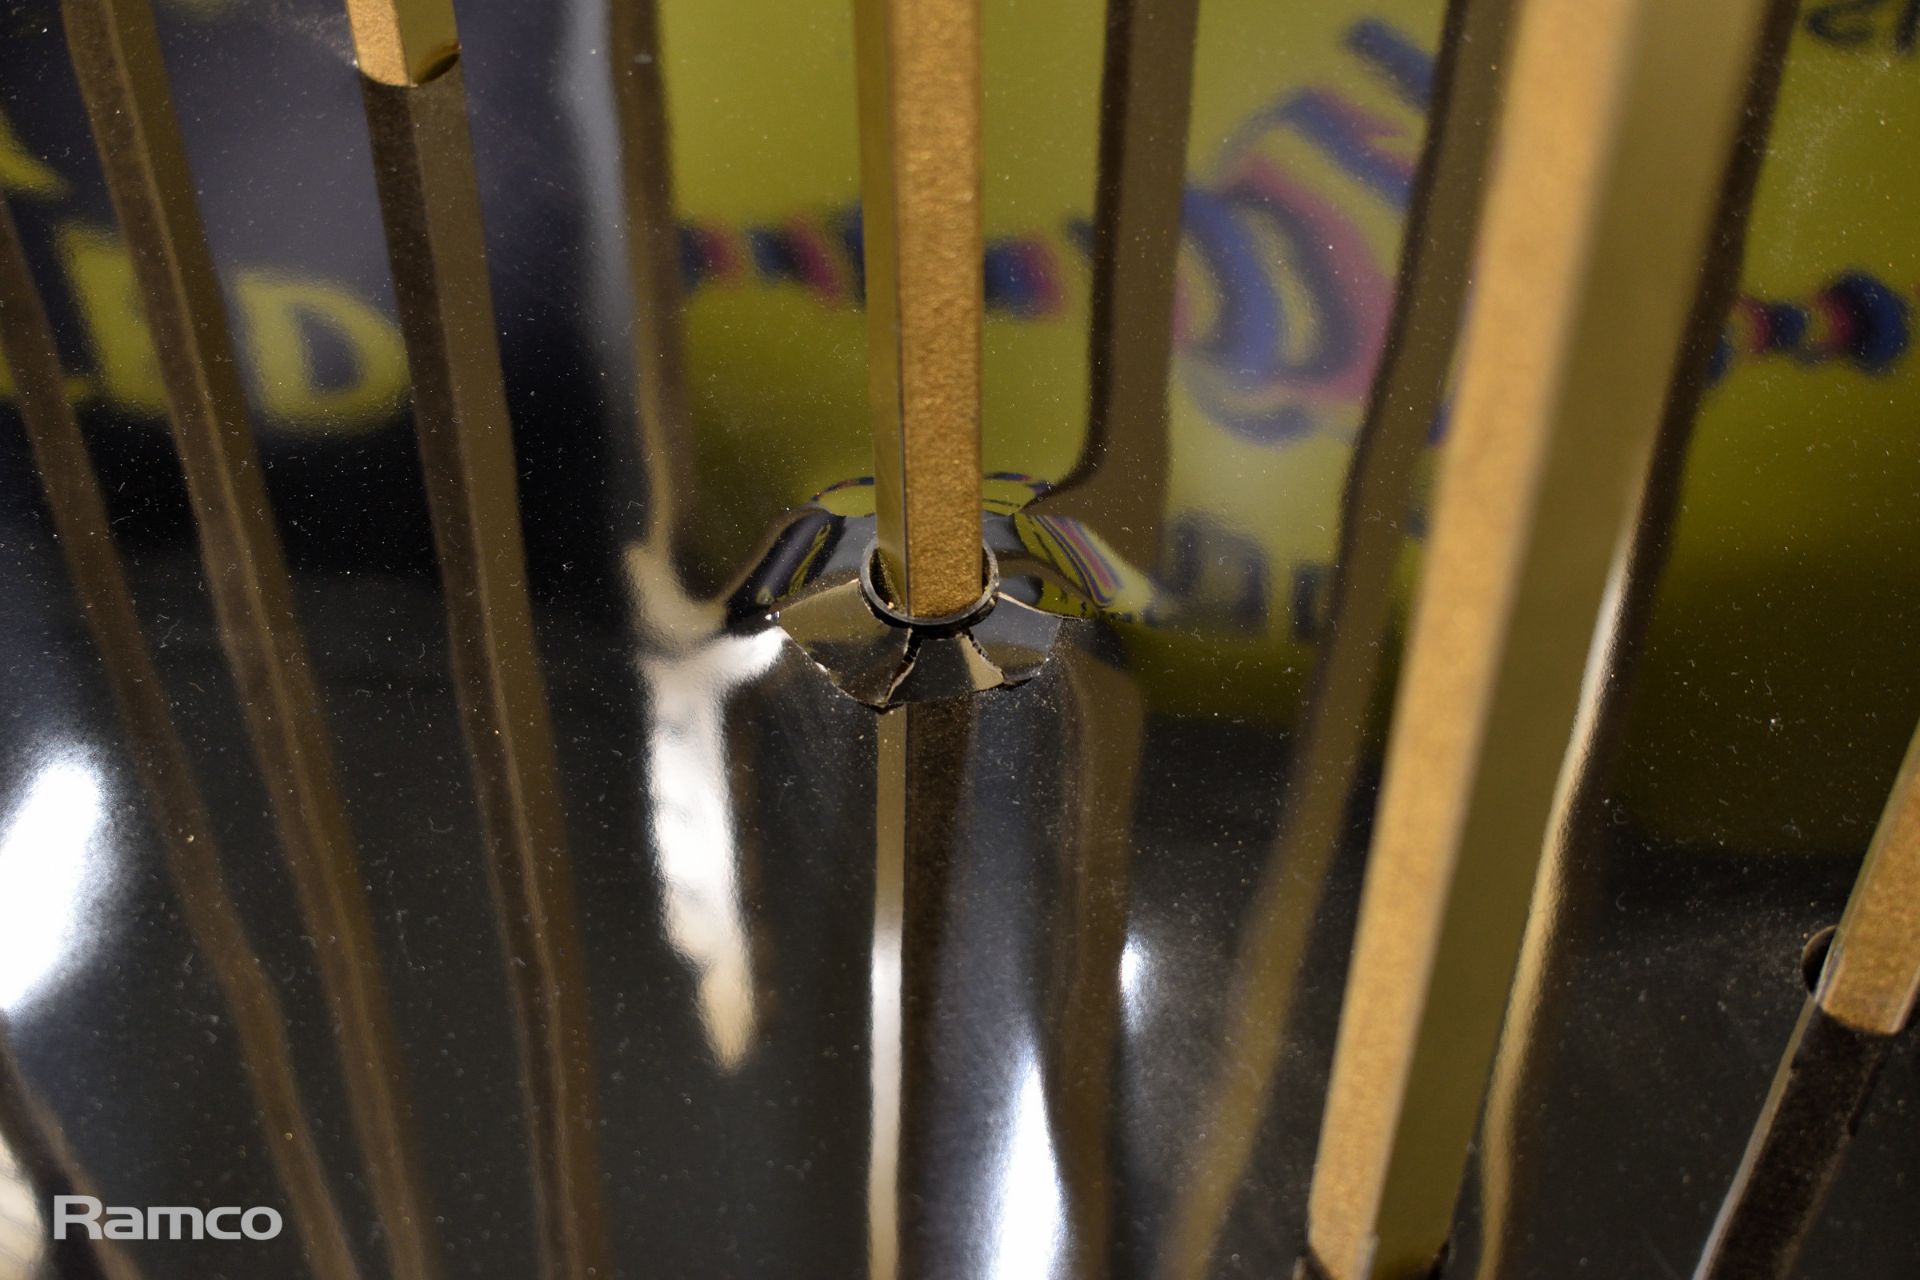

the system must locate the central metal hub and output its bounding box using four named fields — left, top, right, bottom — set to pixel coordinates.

left=778, top=543, right=1062, bottom=708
